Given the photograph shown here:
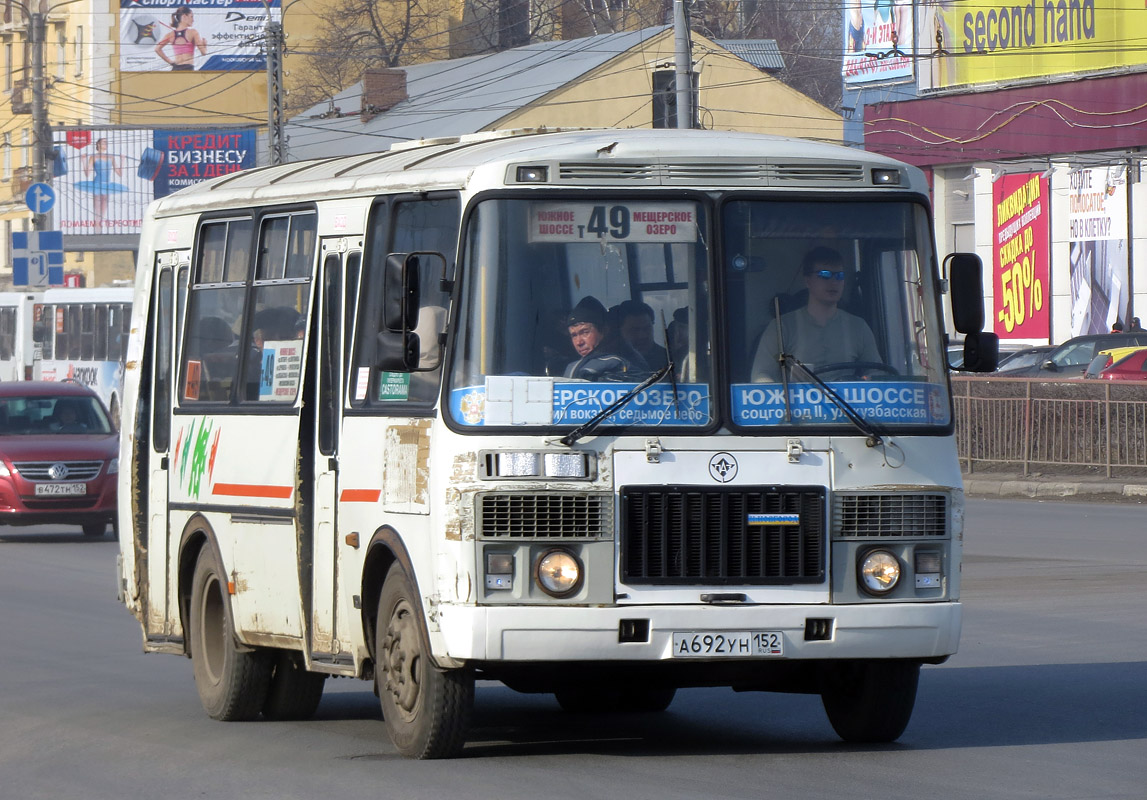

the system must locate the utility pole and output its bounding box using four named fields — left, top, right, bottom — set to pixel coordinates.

left=265, top=18, right=287, bottom=165
left=29, top=10, right=49, bottom=230
left=673, top=0, right=692, bottom=130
